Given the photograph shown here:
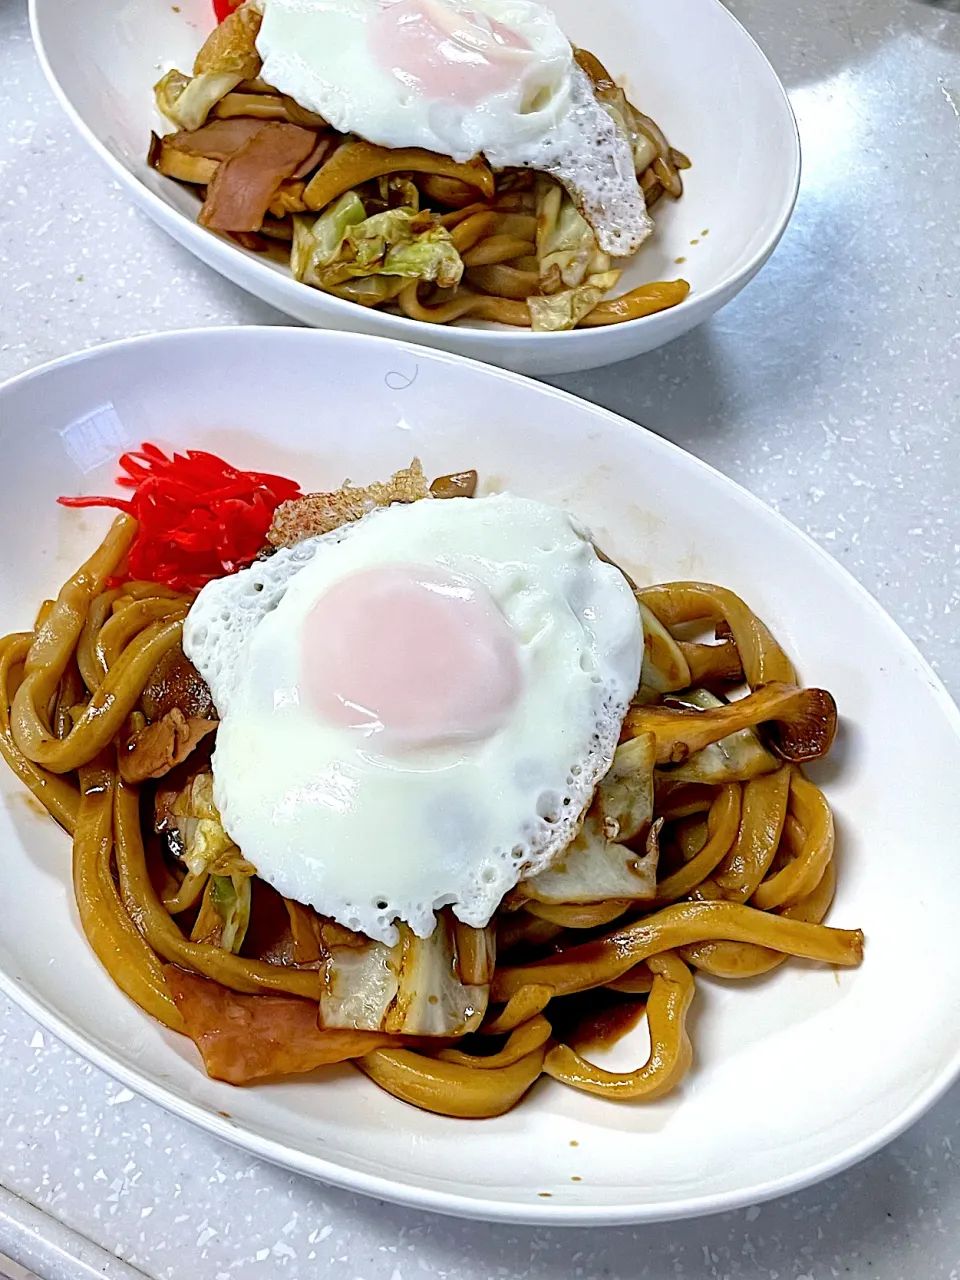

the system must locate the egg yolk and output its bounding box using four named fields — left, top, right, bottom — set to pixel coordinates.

left=302, top=562, right=522, bottom=748
left=369, top=0, right=532, bottom=105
